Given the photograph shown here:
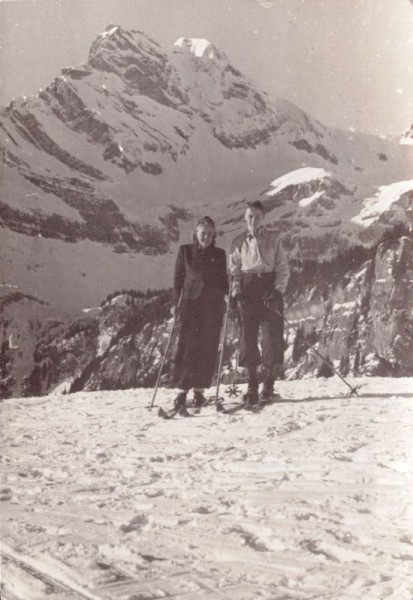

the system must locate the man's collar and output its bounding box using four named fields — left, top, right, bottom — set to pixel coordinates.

left=246, top=225, right=264, bottom=240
